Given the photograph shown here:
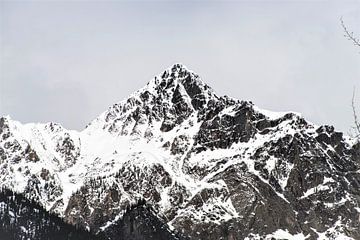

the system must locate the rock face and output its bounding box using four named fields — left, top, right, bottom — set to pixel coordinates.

left=1, top=64, right=360, bottom=239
